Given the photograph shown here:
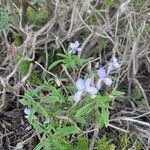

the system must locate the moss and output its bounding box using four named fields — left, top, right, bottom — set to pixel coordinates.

left=119, top=132, right=130, bottom=149
left=28, top=74, right=41, bottom=85
left=11, top=33, right=23, bottom=46
left=133, top=0, right=145, bottom=12
left=26, top=6, right=49, bottom=25
left=96, top=137, right=116, bottom=150
left=0, top=5, right=11, bottom=29
left=102, top=0, right=114, bottom=6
